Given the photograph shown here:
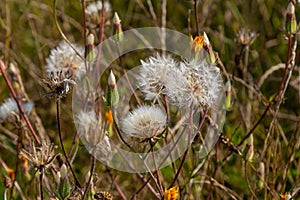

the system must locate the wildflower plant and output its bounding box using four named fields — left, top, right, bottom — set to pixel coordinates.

left=1, top=0, right=299, bottom=199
